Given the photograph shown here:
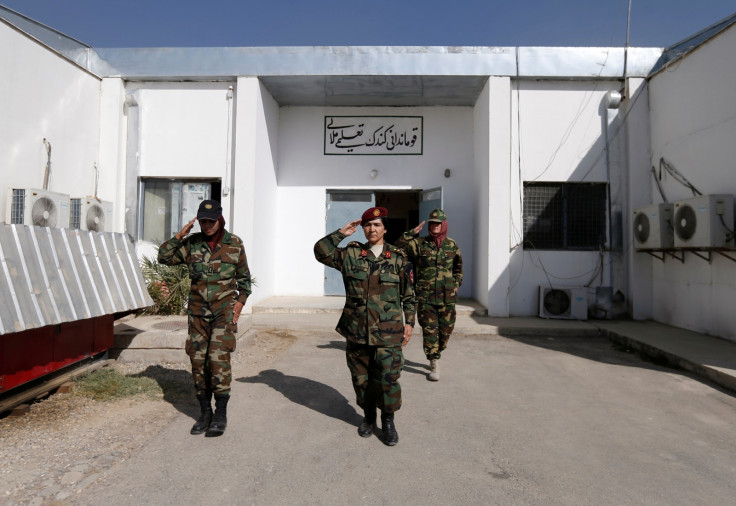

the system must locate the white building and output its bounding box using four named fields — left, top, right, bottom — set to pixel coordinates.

left=1, top=6, right=735, bottom=340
